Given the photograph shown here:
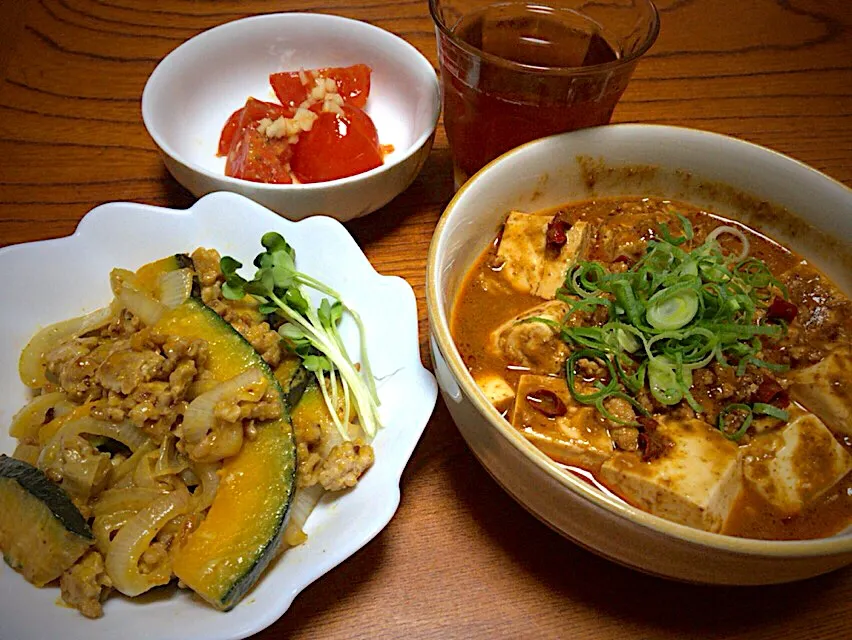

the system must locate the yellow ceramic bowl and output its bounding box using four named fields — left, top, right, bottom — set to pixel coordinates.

left=426, top=124, right=852, bottom=585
